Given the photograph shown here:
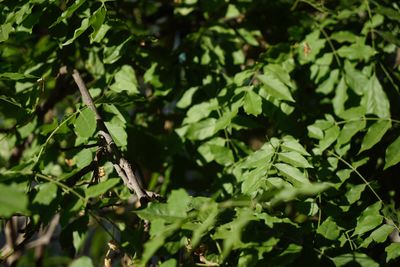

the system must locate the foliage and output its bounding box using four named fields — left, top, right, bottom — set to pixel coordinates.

left=1, top=0, right=400, bottom=266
